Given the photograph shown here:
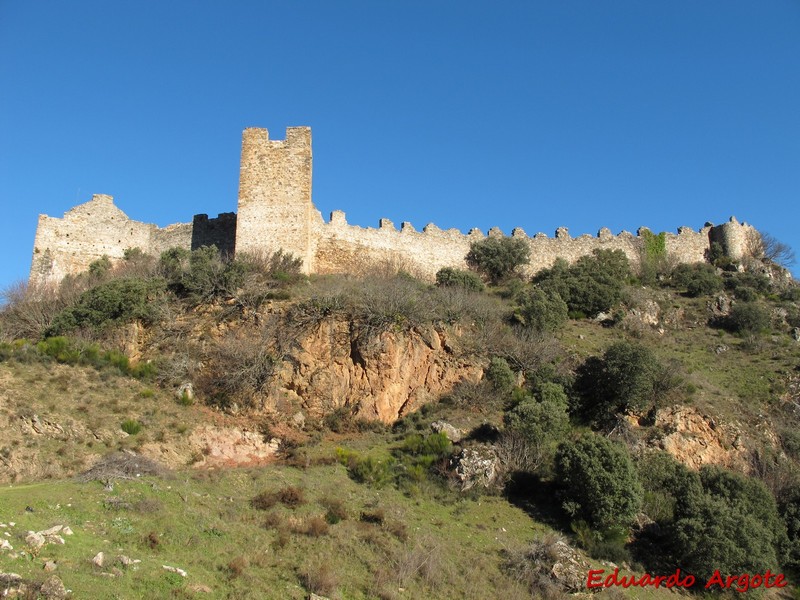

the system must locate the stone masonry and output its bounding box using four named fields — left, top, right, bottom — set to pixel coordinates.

left=29, top=126, right=757, bottom=287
